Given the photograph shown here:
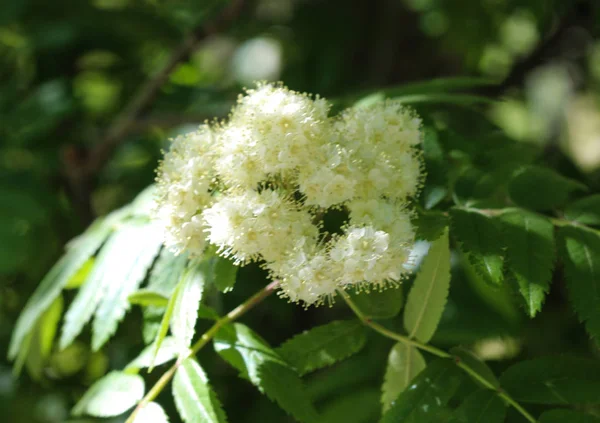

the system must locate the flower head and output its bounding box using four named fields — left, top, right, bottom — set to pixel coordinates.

left=154, top=83, right=423, bottom=305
